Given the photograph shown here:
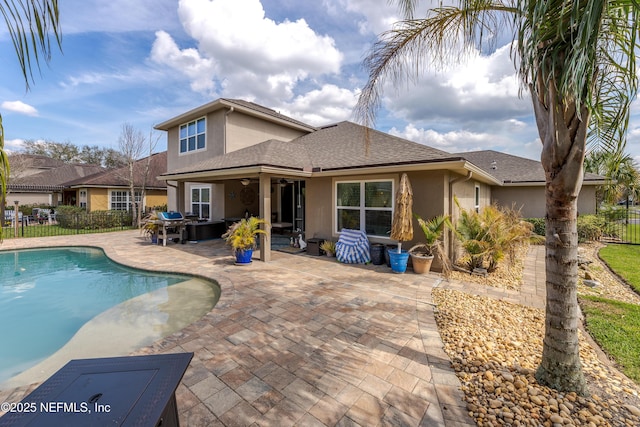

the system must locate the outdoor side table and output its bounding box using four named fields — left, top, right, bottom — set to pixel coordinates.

left=0, top=352, right=193, bottom=427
